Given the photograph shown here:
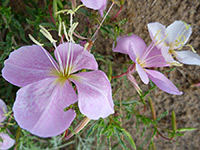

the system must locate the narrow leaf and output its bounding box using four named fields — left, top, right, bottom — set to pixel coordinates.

left=177, top=128, right=197, bottom=132
left=121, top=129, right=137, bottom=149
left=172, top=111, right=176, bottom=133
